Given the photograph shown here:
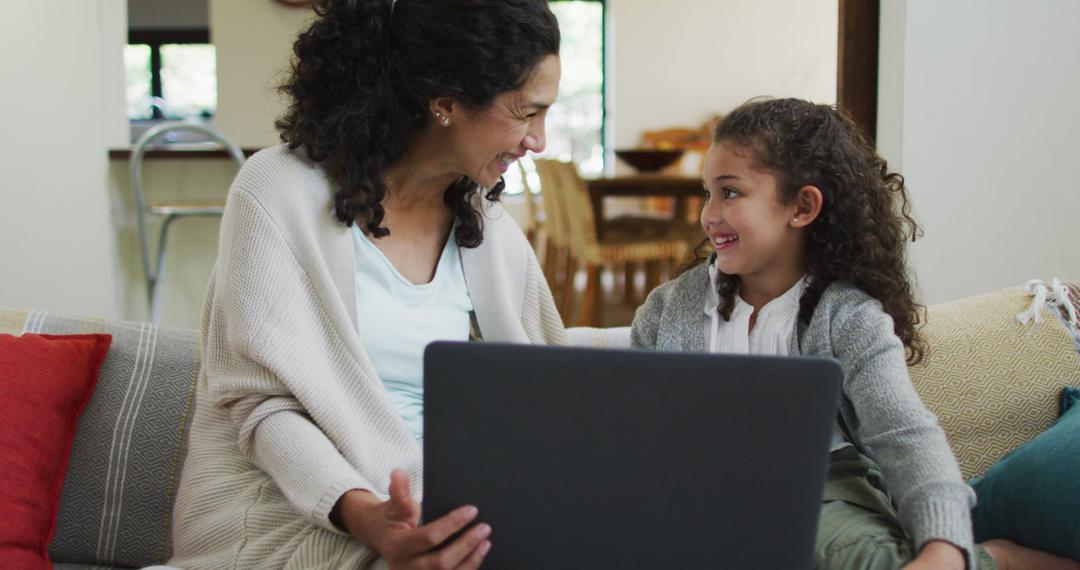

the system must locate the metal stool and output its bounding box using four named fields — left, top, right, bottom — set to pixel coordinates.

left=130, top=122, right=245, bottom=323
